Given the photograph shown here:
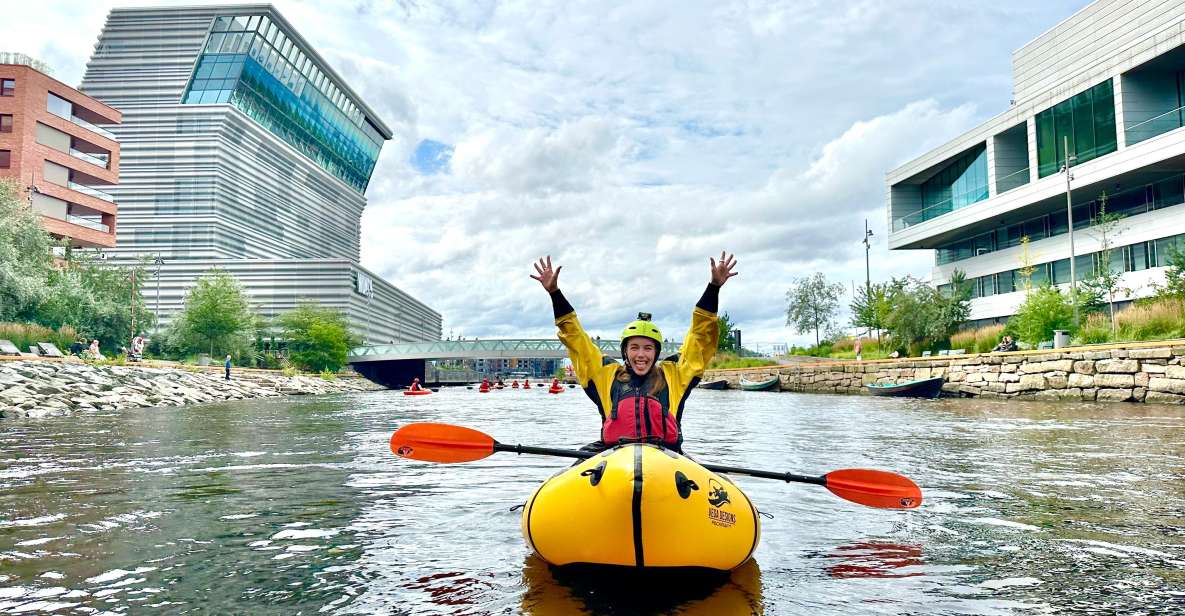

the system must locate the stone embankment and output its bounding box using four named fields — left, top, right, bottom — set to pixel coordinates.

left=706, top=342, right=1185, bottom=404
left=0, top=359, right=383, bottom=418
